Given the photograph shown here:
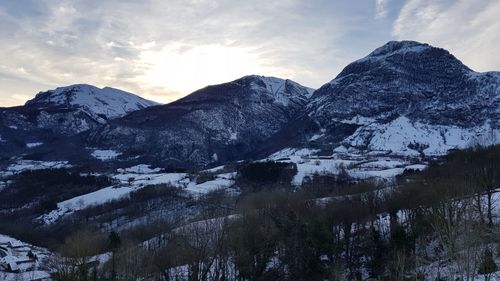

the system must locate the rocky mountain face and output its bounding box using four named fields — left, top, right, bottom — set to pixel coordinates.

left=86, top=75, right=313, bottom=167
left=300, top=41, right=500, bottom=157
